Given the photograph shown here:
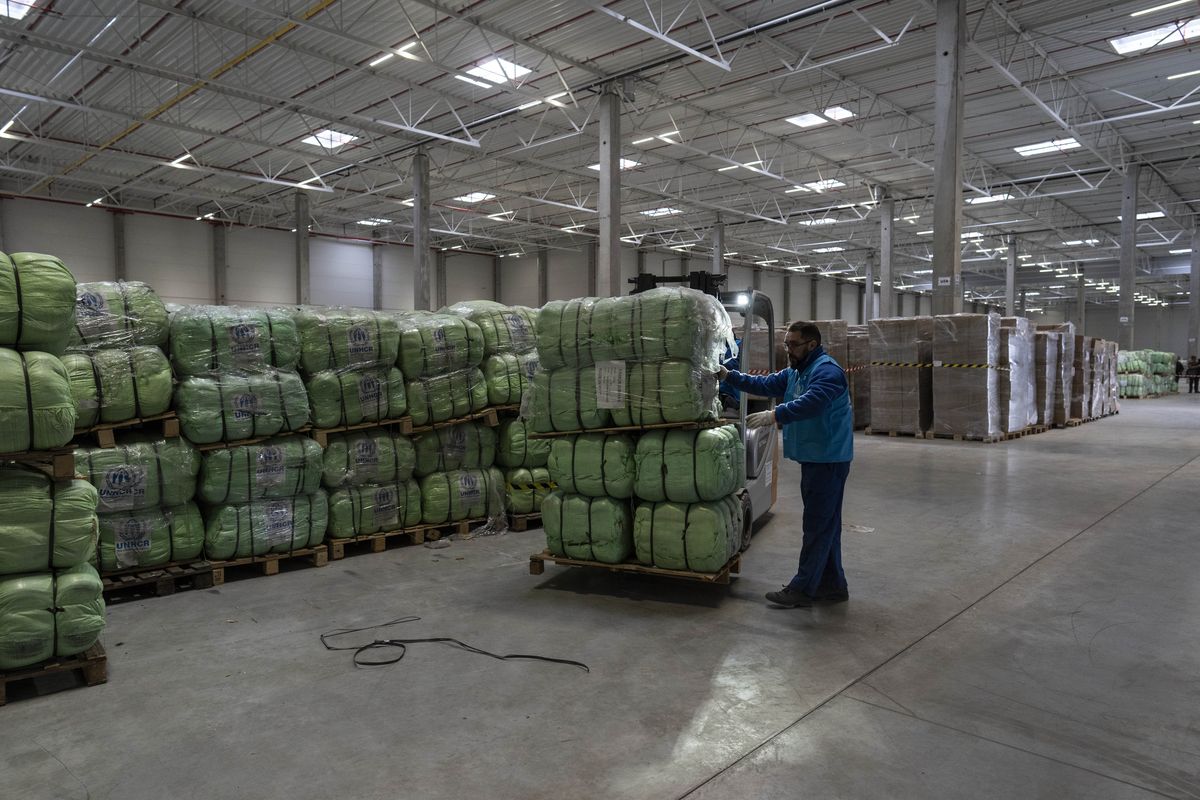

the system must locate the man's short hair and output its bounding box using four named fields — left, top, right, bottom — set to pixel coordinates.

left=787, top=321, right=822, bottom=345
